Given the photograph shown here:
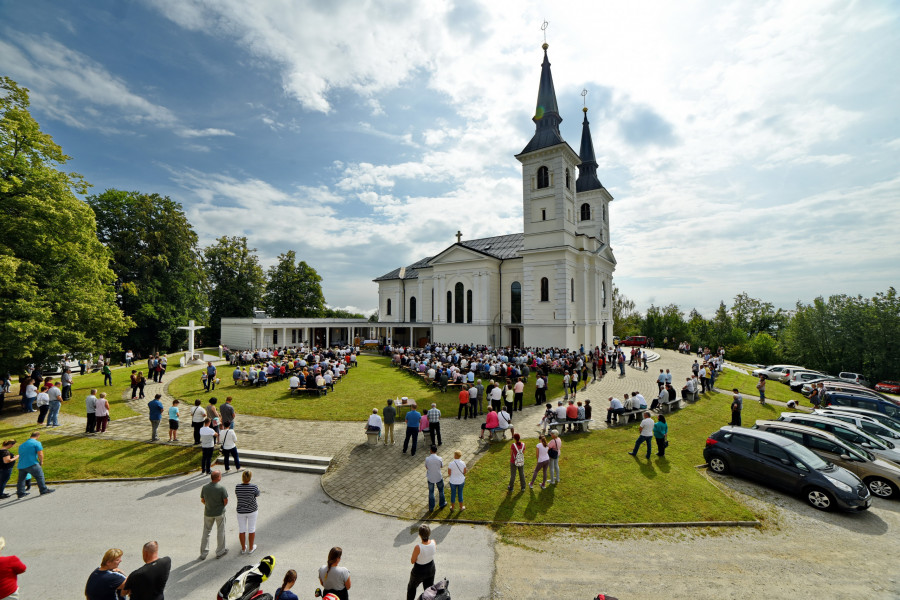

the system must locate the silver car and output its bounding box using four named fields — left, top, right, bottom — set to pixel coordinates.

left=775, top=412, right=900, bottom=466
left=814, top=409, right=900, bottom=445
left=752, top=365, right=804, bottom=383
left=839, top=372, right=870, bottom=387
left=815, top=405, right=900, bottom=435
left=754, top=420, right=900, bottom=499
